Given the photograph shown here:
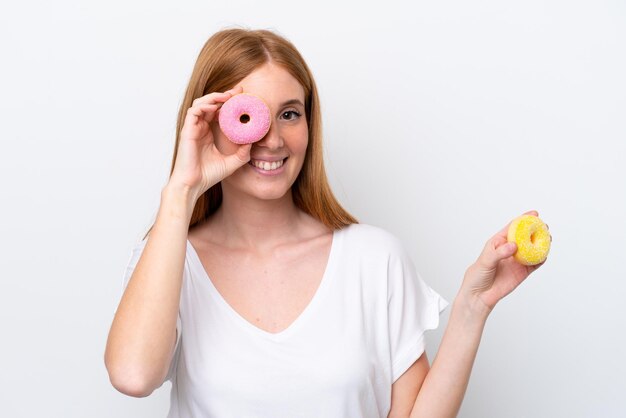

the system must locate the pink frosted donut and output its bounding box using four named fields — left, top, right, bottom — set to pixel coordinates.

left=218, top=93, right=271, bottom=144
